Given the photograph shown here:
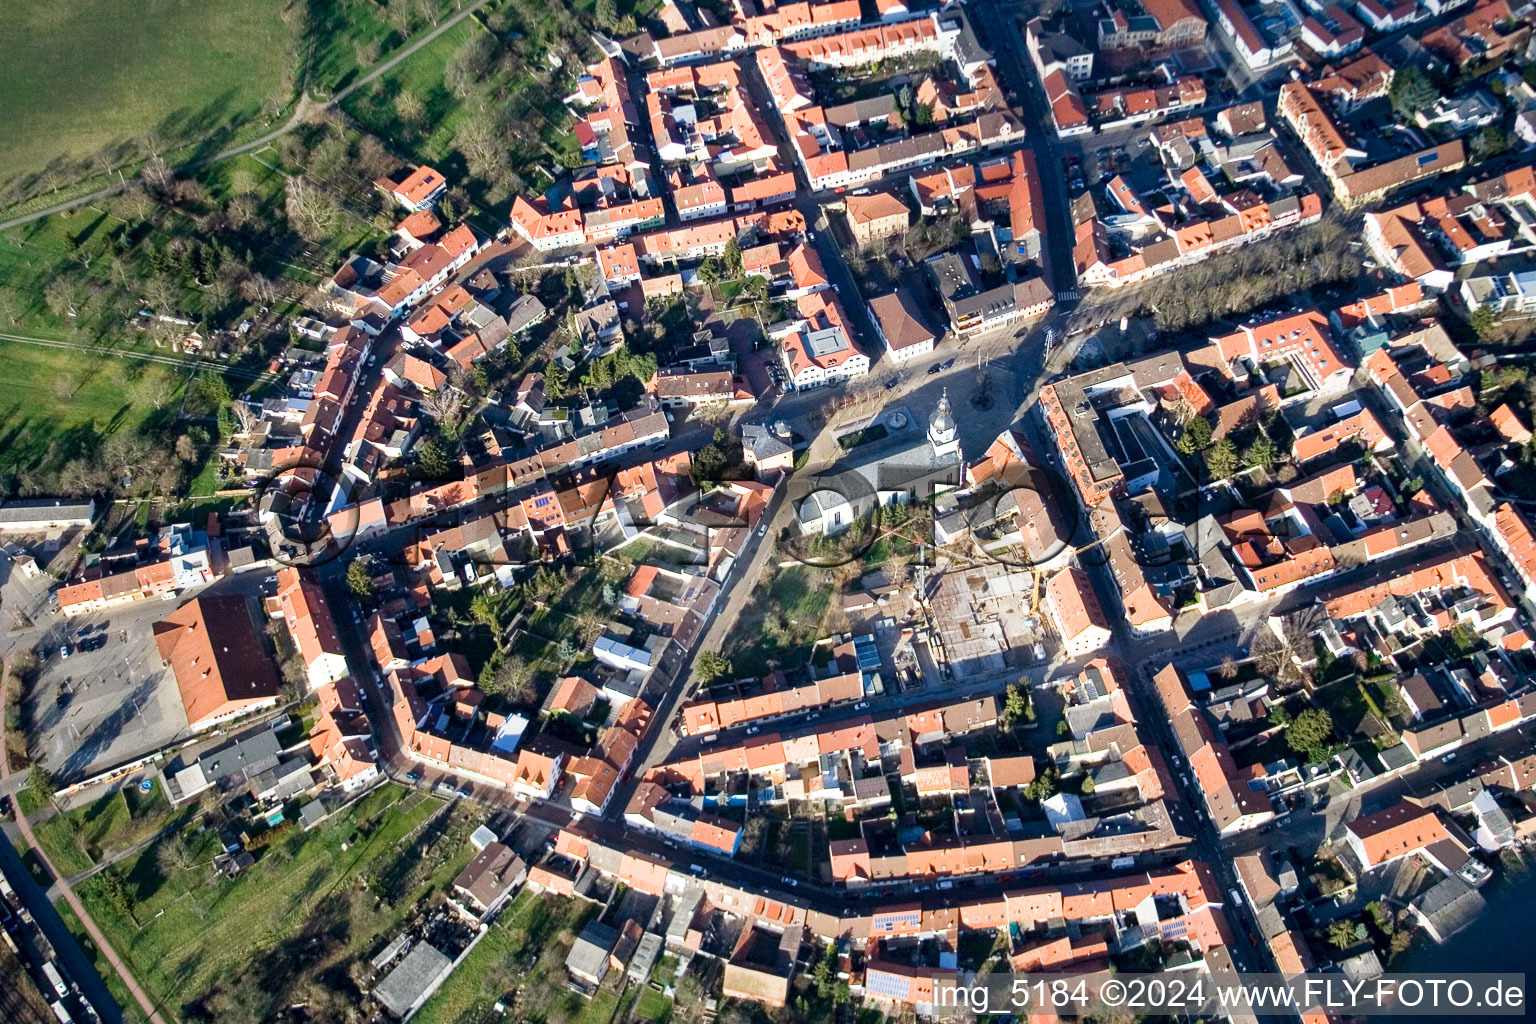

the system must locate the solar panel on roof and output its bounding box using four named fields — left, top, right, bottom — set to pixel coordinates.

left=867, top=971, right=913, bottom=999
left=856, top=648, right=882, bottom=671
